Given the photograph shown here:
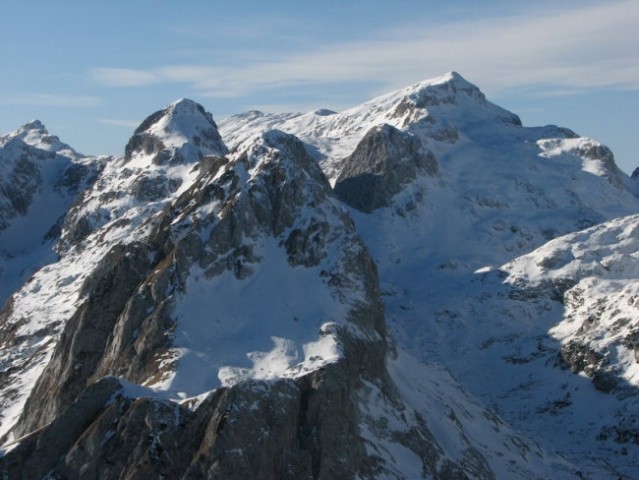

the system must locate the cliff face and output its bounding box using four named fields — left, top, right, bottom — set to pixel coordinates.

left=2, top=73, right=638, bottom=478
